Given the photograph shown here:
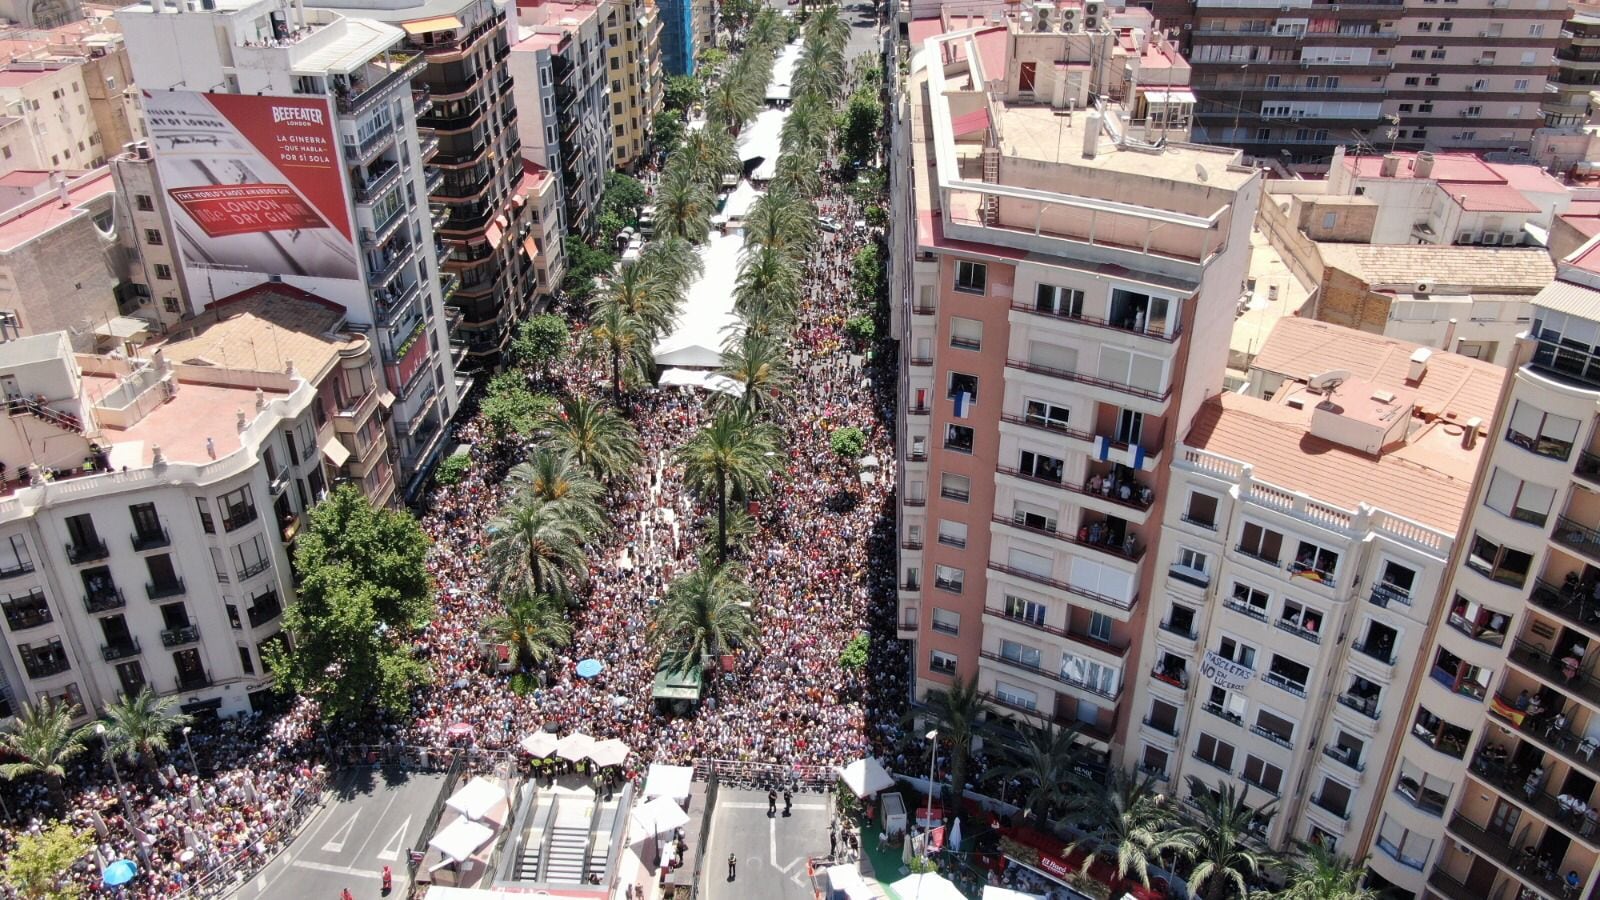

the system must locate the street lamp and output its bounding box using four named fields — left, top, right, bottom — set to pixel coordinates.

left=923, top=728, right=937, bottom=859
left=94, top=724, right=134, bottom=822
left=181, top=726, right=199, bottom=775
